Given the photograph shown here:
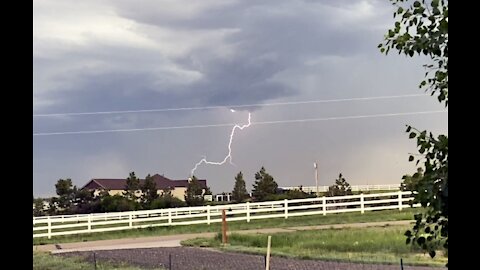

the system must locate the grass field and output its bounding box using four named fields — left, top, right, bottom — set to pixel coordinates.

left=34, top=208, right=419, bottom=245
left=33, top=251, right=163, bottom=270
left=182, top=225, right=447, bottom=267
